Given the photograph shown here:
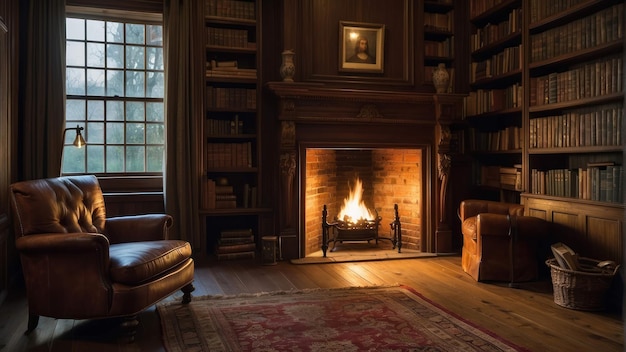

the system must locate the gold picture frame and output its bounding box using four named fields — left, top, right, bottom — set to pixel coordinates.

left=339, top=21, right=385, bottom=73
